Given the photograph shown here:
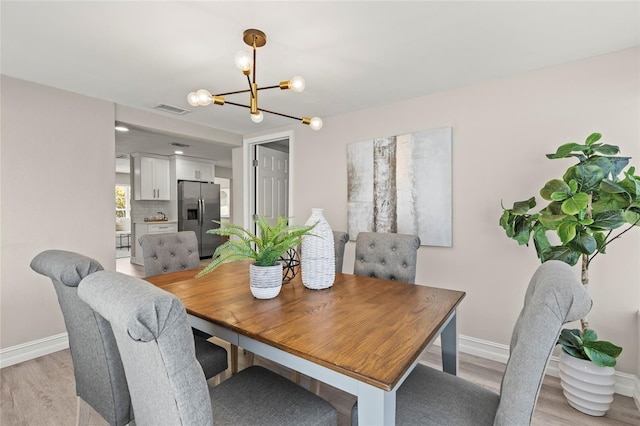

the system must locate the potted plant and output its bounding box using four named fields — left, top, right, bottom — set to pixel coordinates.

left=499, top=132, right=638, bottom=415
left=197, top=216, right=316, bottom=299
